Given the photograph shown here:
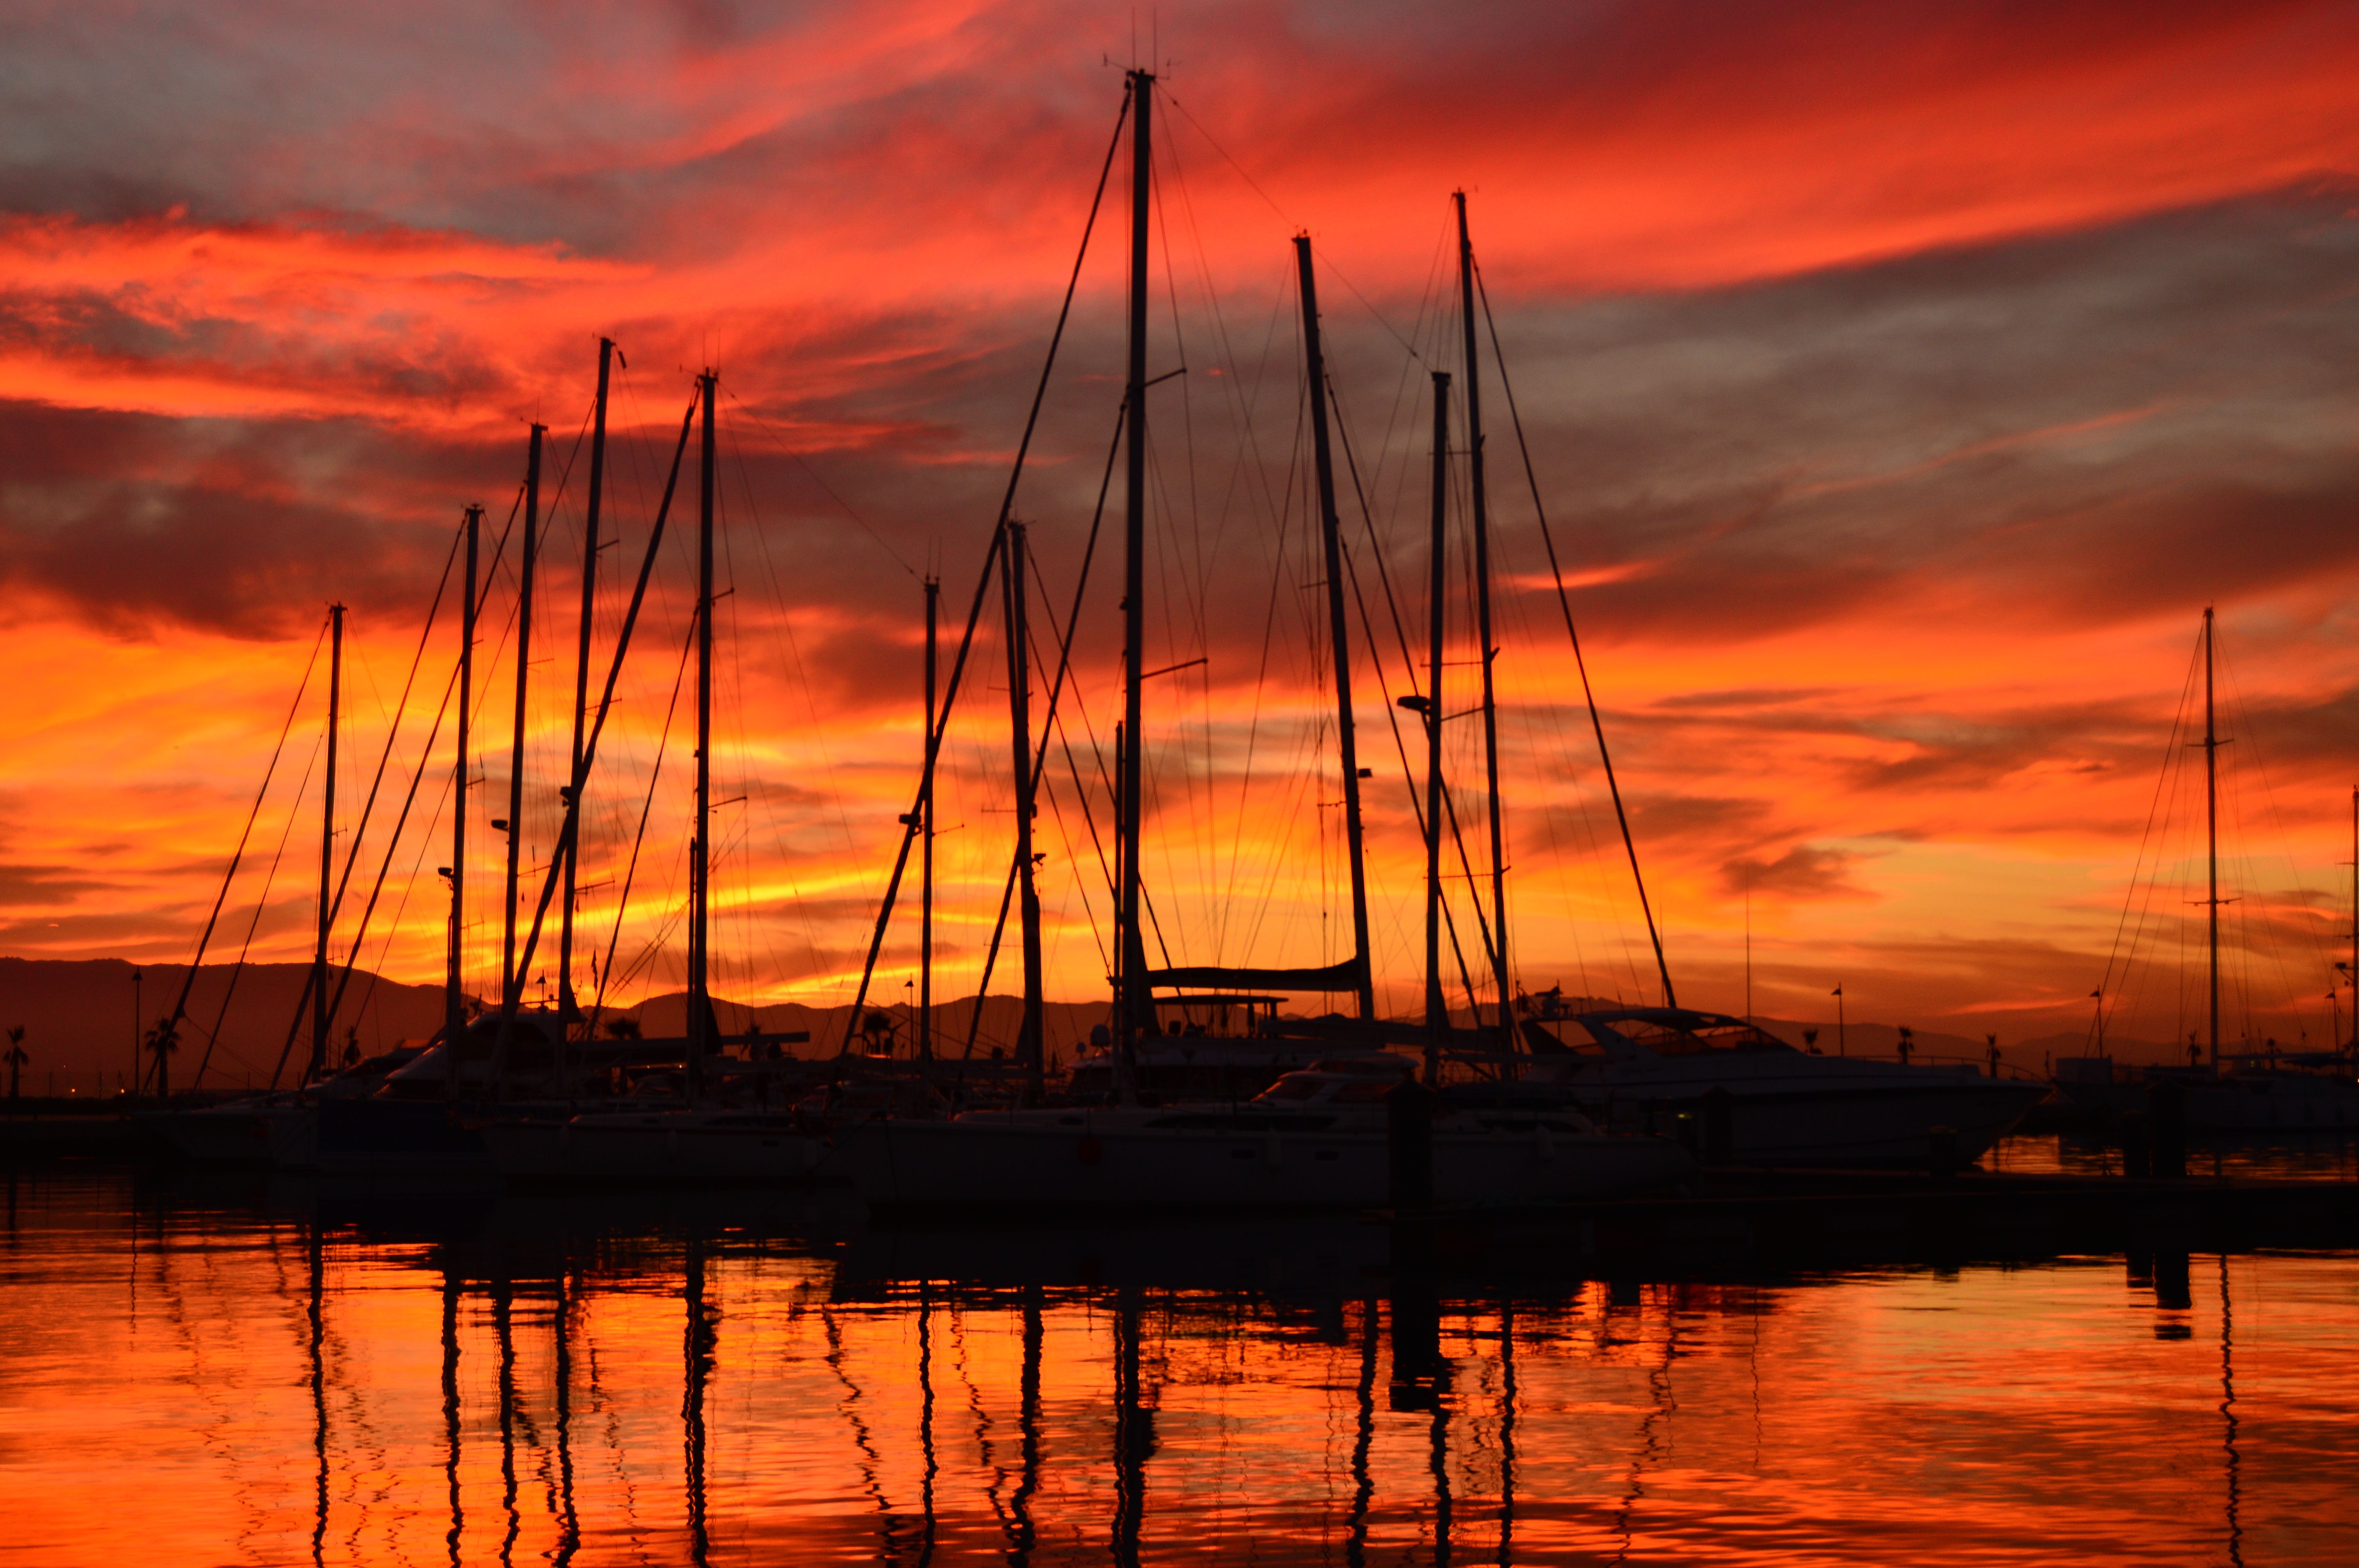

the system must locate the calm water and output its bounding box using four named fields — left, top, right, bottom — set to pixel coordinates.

left=3, top=1163, right=2355, bottom=1566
